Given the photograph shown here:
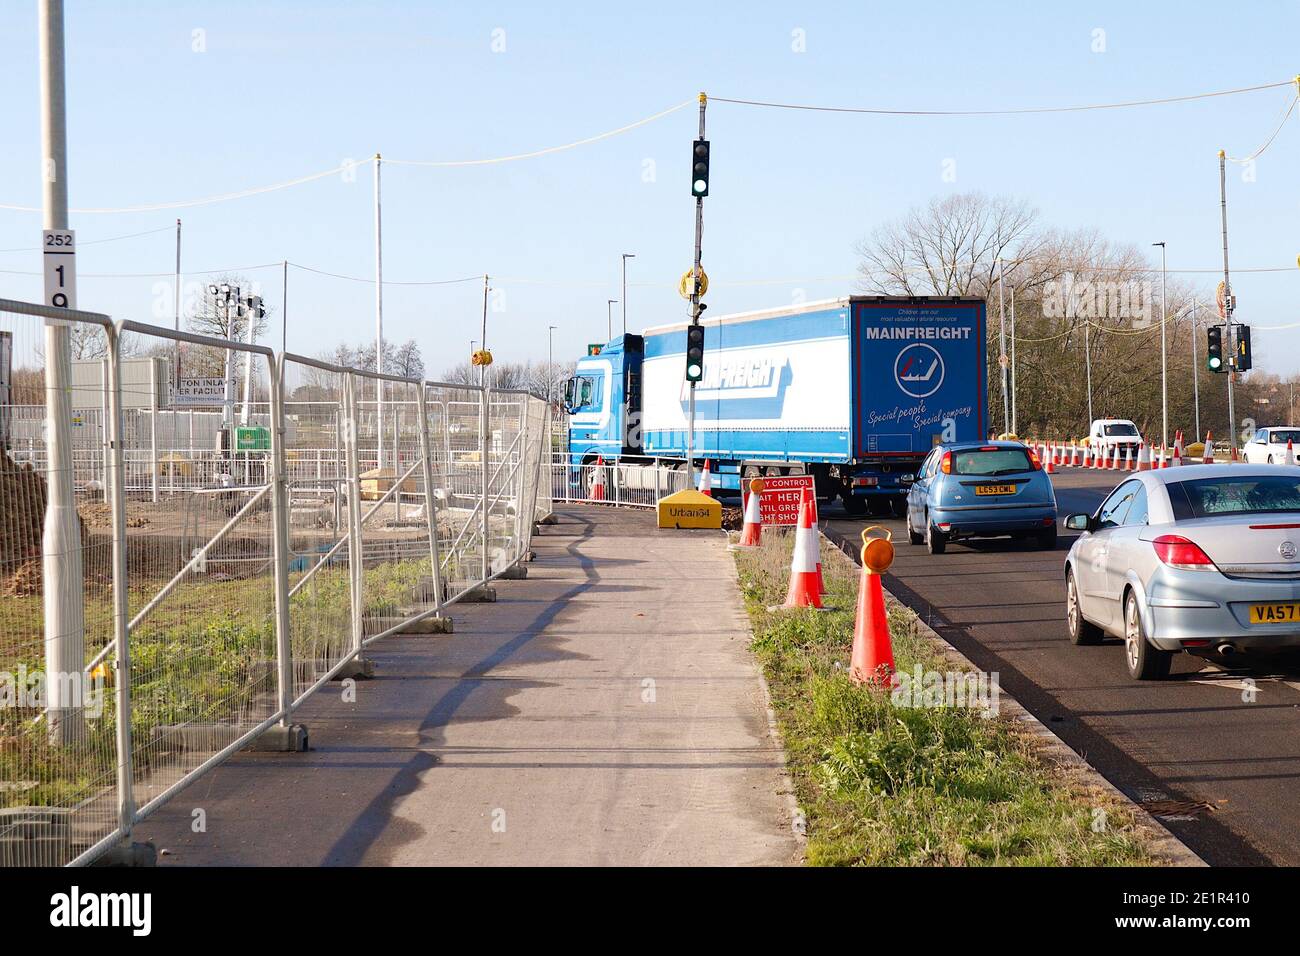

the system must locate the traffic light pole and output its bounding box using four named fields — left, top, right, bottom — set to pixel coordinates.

left=1219, top=150, right=1237, bottom=458
left=686, top=92, right=706, bottom=488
